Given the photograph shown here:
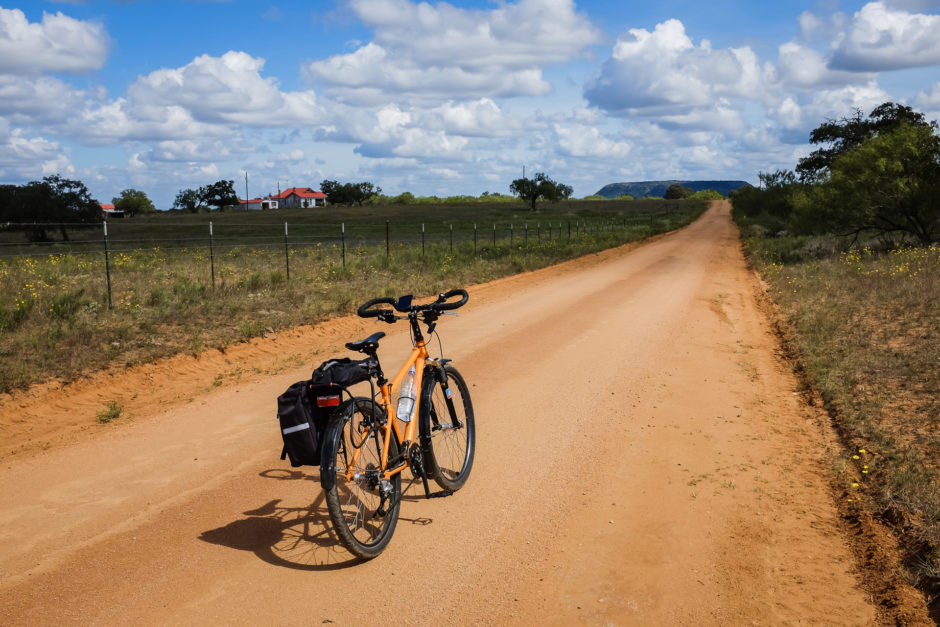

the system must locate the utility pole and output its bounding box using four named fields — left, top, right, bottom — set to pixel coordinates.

left=244, top=171, right=249, bottom=207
